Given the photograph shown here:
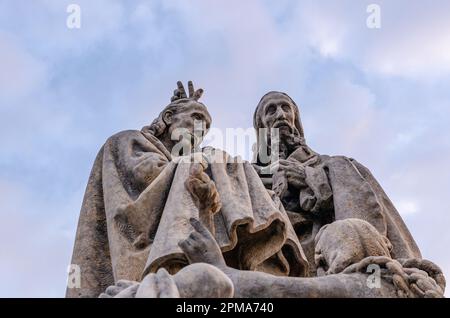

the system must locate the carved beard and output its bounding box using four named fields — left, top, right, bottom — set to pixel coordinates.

left=269, top=125, right=303, bottom=160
